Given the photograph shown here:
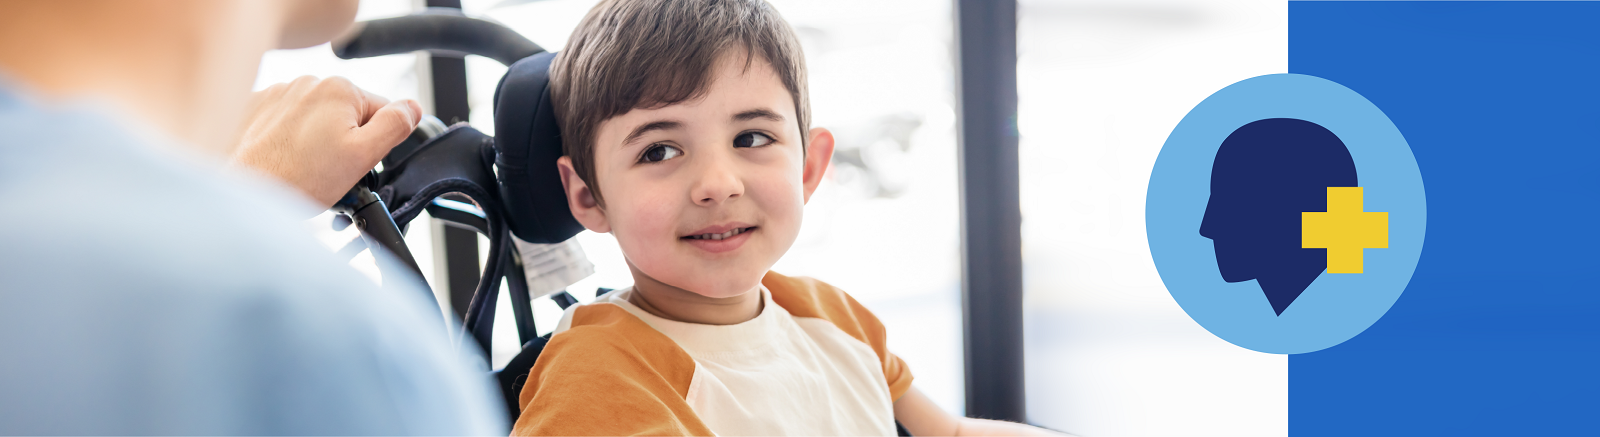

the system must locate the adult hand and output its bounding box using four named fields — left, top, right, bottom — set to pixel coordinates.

left=232, top=75, right=422, bottom=208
